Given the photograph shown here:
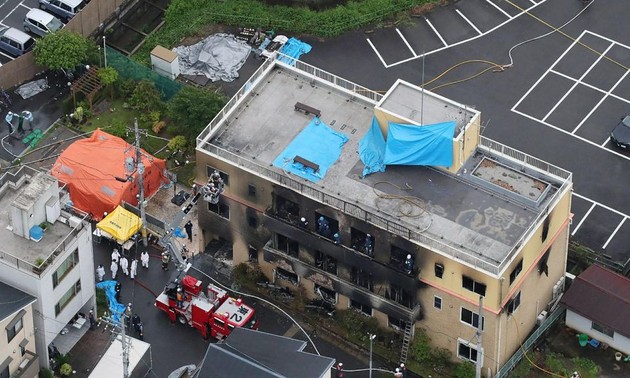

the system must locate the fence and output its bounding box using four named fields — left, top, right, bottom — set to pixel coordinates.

left=106, top=46, right=182, bottom=100
left=495, top=307, right=565, bottom=378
